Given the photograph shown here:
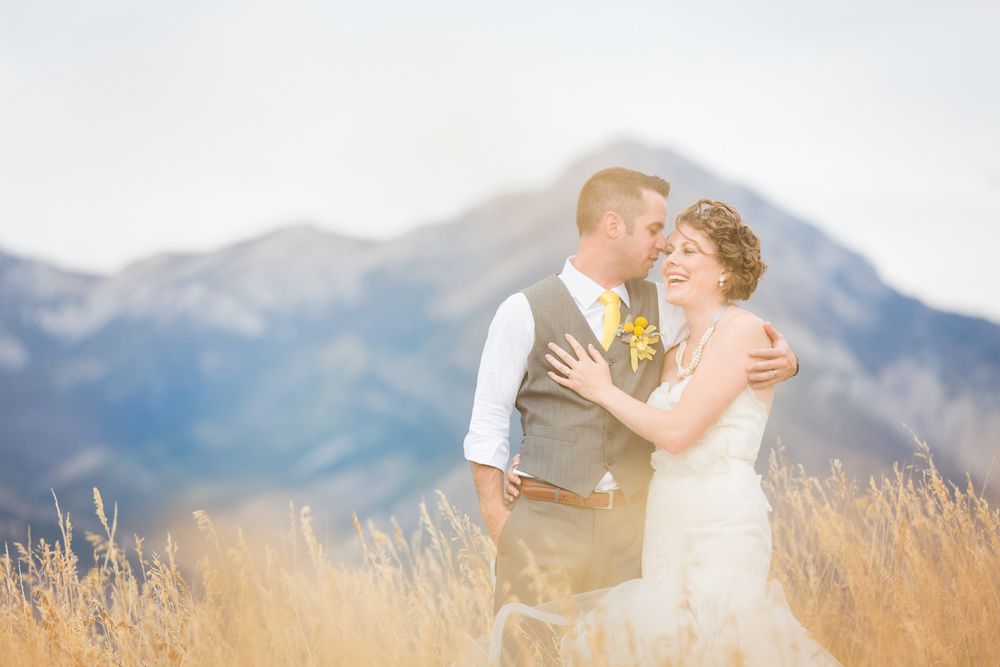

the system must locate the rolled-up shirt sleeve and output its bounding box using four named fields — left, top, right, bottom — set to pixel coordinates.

left=463, top=293, right=534, bottom=471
